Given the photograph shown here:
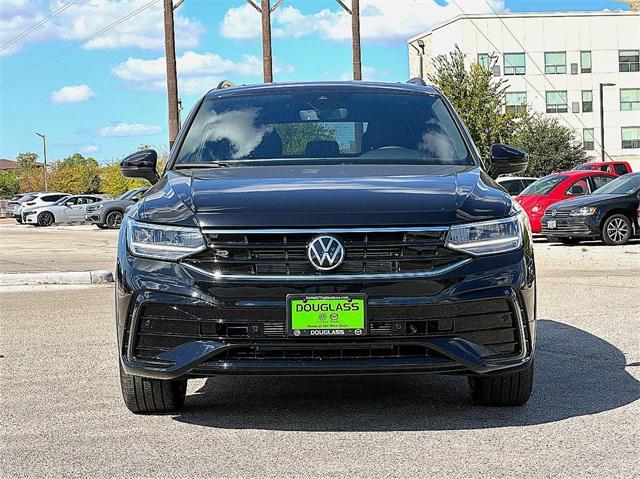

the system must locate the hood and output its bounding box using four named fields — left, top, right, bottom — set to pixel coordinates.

left=549, top=194, right=623, bottom=211
left=137, top=164, right=512, bottom=228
